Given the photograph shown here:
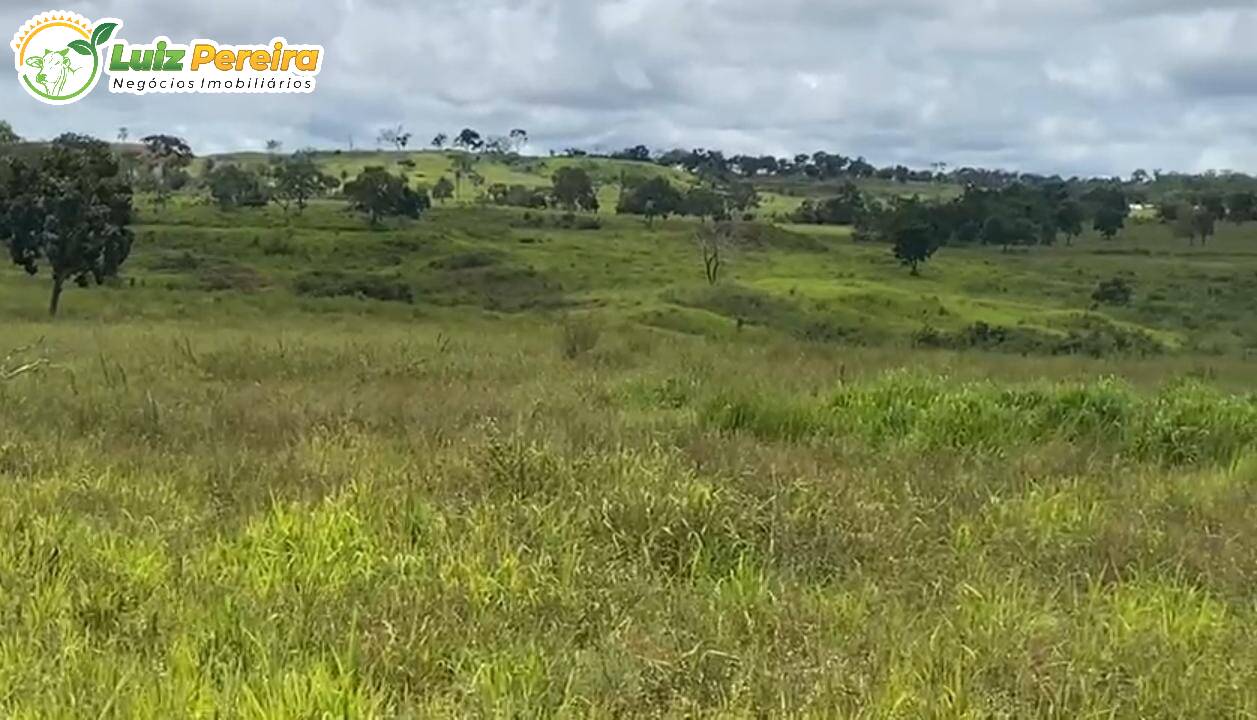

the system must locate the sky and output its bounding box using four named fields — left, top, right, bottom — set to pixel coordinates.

left=4, top=0, right=1257, bottom=177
